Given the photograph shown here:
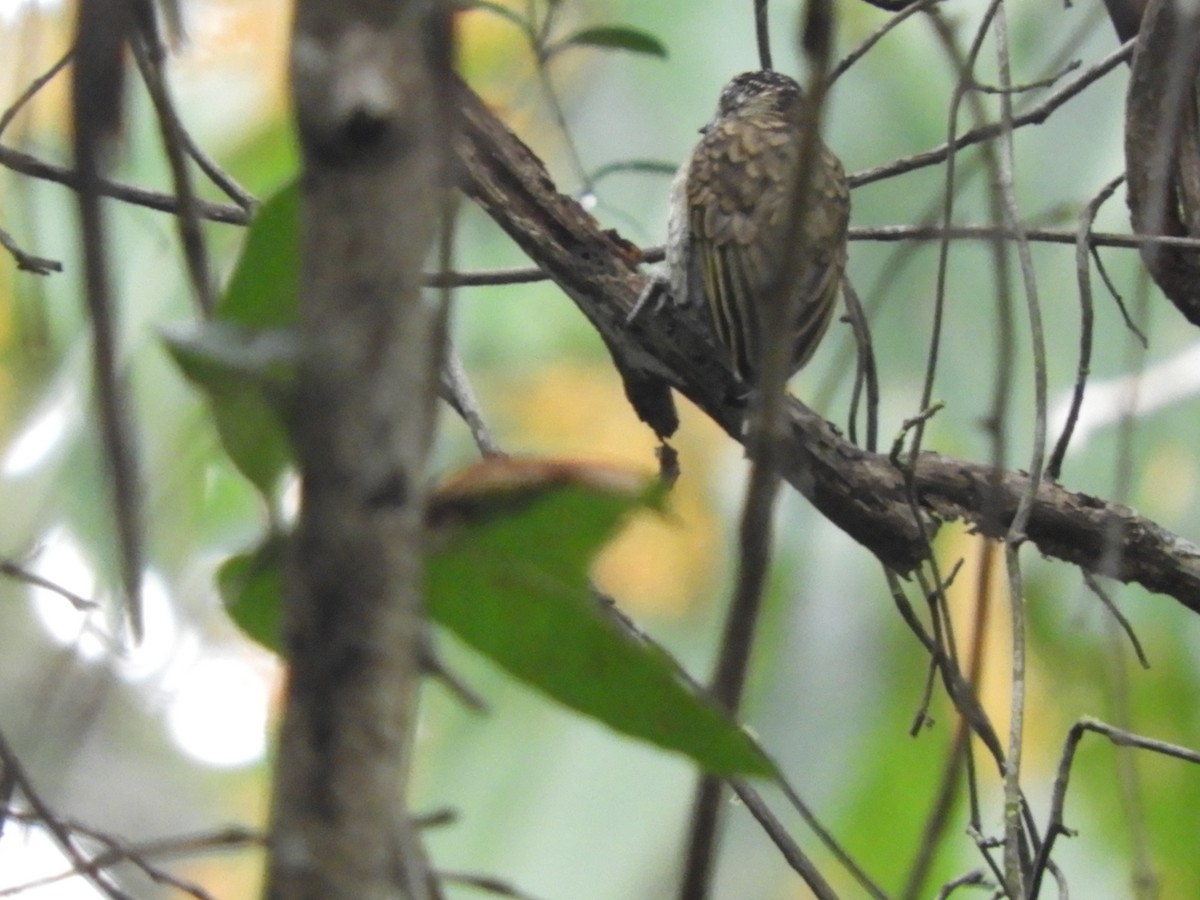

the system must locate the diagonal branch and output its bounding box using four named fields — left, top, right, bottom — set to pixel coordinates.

left=0, top=142, right=251, bottom=225
left=456, top=81, right=1200, bottom=616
